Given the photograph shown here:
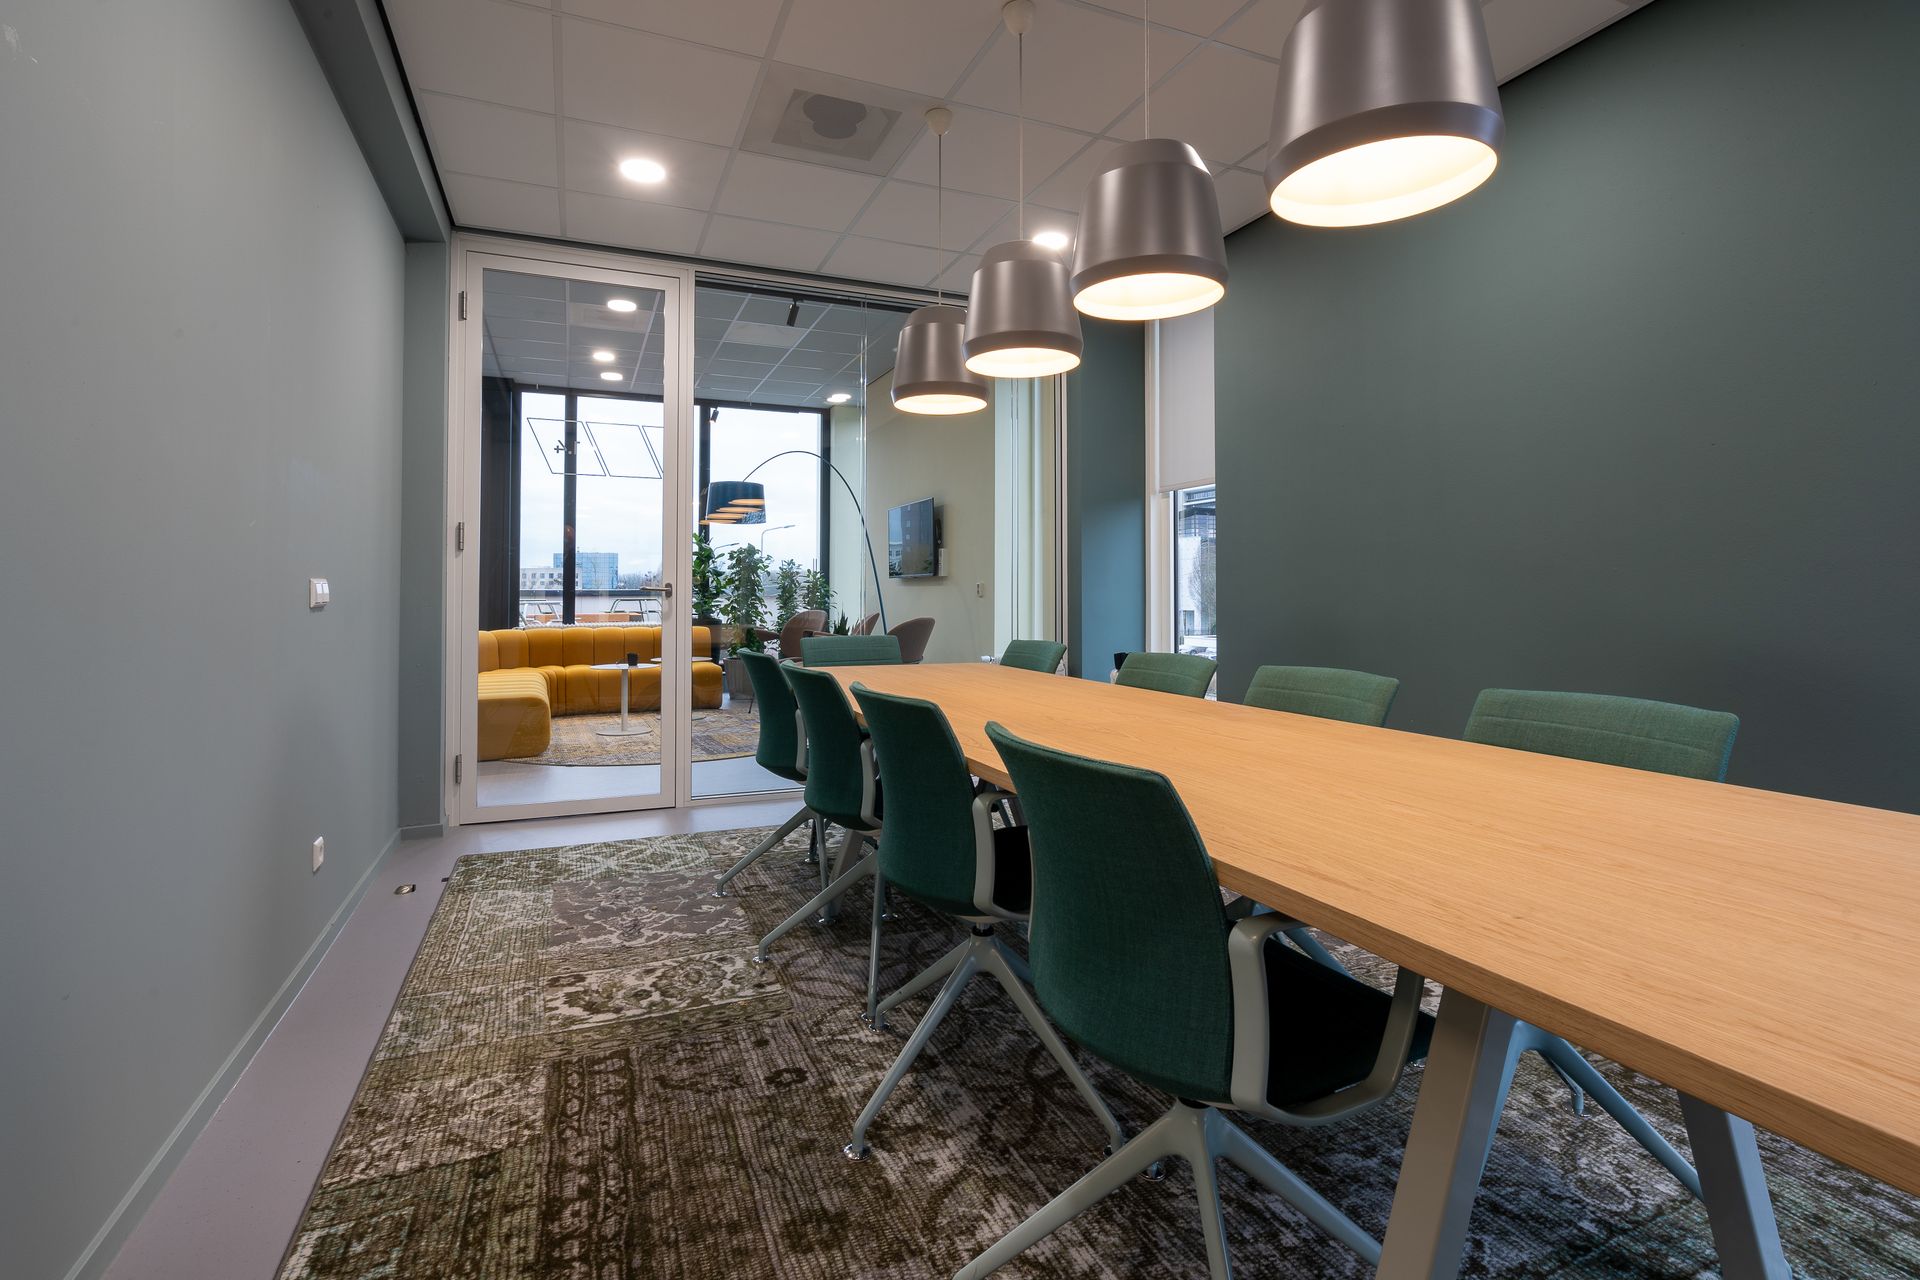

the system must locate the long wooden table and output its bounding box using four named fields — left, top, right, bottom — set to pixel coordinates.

left=826, top=662, right=1920, bottom=1277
